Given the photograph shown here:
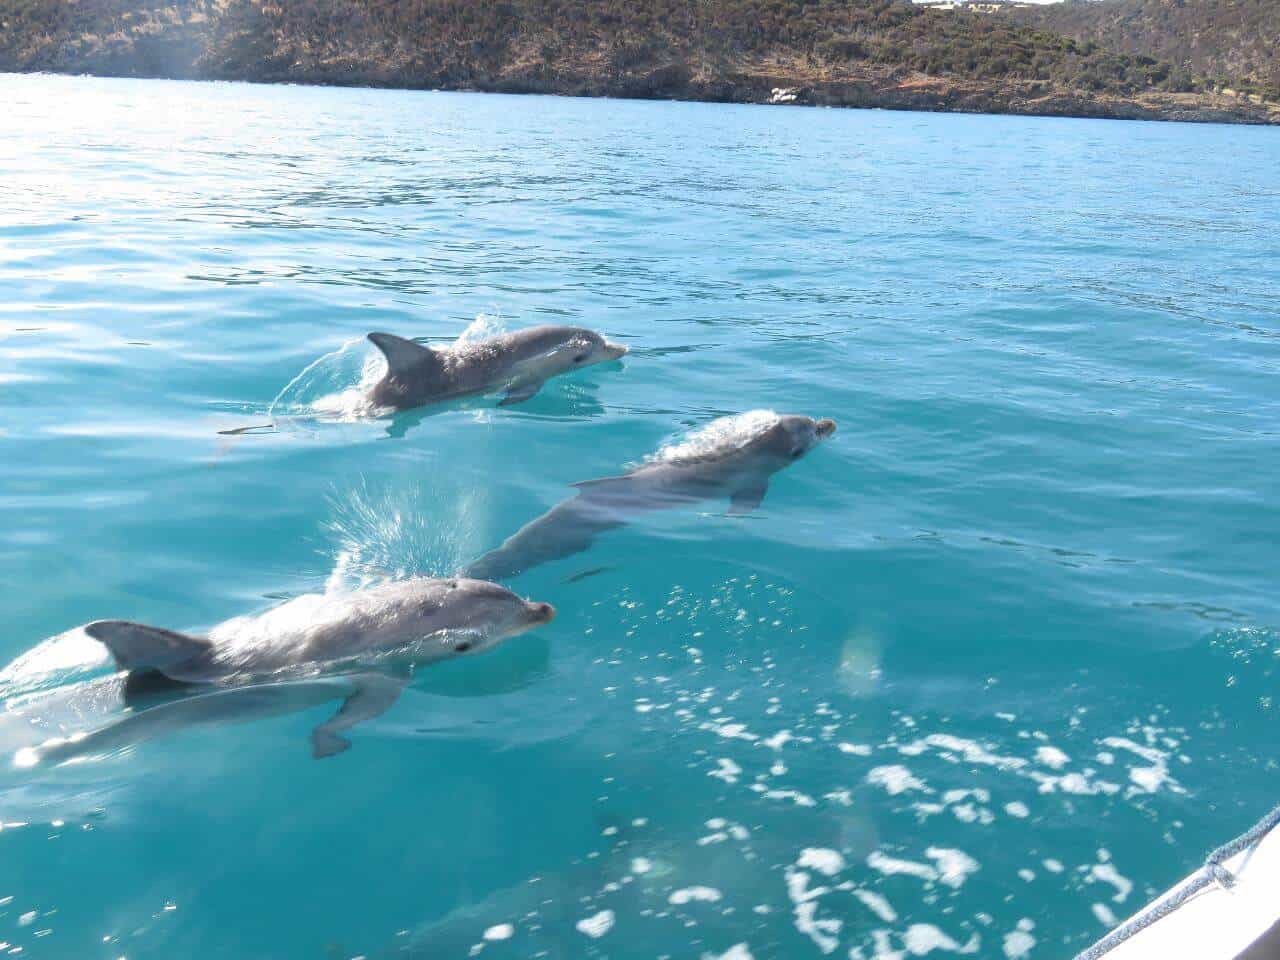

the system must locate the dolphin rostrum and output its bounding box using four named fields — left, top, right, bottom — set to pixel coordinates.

left=366, top=324, right=628, bottom=411
left=464, top=411, right=836, bottom=582
left=65, top=577, right=555, bottom=758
